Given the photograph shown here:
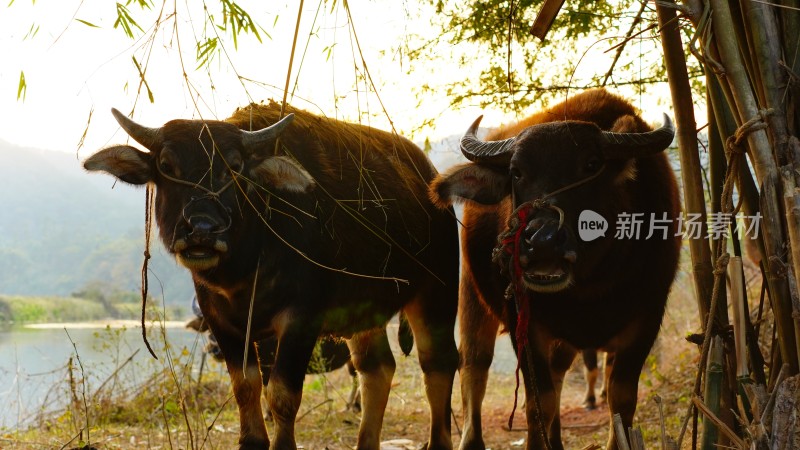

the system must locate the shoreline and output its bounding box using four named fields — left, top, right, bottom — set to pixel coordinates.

left=23, top=319, right=188, bottom=330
